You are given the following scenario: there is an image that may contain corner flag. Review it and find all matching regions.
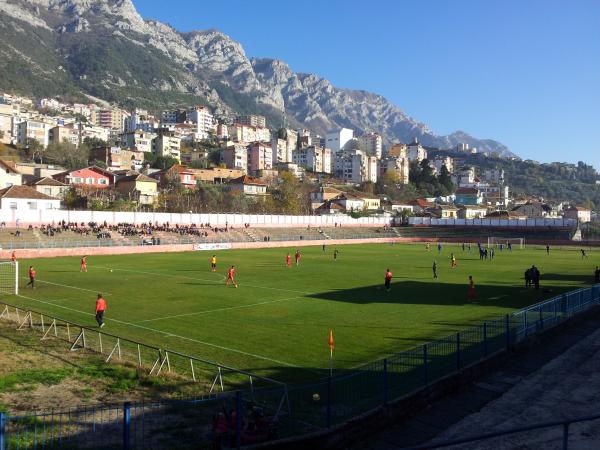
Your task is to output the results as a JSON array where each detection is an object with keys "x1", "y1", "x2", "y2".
[
  {"x1": 328, "y1": 330, "x2": 334, "y2": 350},
  {"x1": 328, "y1": 329, "x2": 334, "y2": 376}
]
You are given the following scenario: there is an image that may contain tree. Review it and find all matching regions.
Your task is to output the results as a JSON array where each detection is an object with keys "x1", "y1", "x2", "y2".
[
  {"x1": 83, "y1": 136, "x2": 107, "y2": 149},
  {"x1": 438, "y1": 165, "x2": 455, "y2": 193},
  {"x1": 44, "y1": 139, "x2": 90, "y2": 169}
]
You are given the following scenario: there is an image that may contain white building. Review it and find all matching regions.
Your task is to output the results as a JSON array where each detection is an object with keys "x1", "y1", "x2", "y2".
[
  {"x1": 326, "y1": 128, "x2": 354, "y2": 153},
  {"x1": 483, "y1": 168, "x2": 505, "y2": 184},
  {"x1": 187, "y1": 106, "x2": 216, "y2": 139},
  {"x1": 153, "y1": 134, "x2": 181, "y2": 161},
  {"x1": 334, "y1": 149, "x2": 377, "y2": 184},
  {"x1": 122, "y1": 130, "x2": 157, "y2": 154},
  {"x1": 0, "y1": 185, "x2": 60, "y2": 211},
  {"x1": 221, "y1": 144, "x2": 248, "y2": 173},
  {"x1": 379, "y1": 156, "x2": 410, "y2": 184},
  {"x1": 357, "y1": 132, "x2": 383, "y2": 158},
  {"x1": 17, "y1": 119, "x2": 55, "y2": 148},
  {"x1": 234, "y1": 115, "x2": 266, "y2": 128},
  {"x1": 292, "y1": 146, "x2": 332, "y2": 174},
  {"x1": 229, "y1": 123, "x2": 270, "y2": 143},
  {"x1": 407, "y1": 138, "x2": 427, "y2": 162},
  {"x1": 431, "y1": 156, "x2": 454, "y2": 174}
]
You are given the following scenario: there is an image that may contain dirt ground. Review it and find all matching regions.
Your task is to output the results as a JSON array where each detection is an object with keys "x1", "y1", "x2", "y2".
[{"x1": 0, "y1": 319, "x2": 213, "y2": 413}]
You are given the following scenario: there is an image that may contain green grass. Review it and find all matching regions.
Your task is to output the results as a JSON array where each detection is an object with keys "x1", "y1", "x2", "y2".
[{"x1": 5, "y1": 243, "x2": 598, "y2": 384}]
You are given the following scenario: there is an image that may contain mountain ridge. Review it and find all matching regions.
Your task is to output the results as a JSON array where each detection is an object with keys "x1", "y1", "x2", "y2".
[{"x1": 0, "y1": 0, "x2": 514, "y2": 156}]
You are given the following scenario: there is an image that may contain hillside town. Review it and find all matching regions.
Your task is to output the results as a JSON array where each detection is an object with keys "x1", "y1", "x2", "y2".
[{"x1": 0, "y1": 91, "x2": 594, "y2": 222}]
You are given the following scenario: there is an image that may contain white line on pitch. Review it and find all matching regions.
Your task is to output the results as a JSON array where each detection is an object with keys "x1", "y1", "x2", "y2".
[
  {"x1": 15, "y1": 293, "x2": 306, "y2": 370},
  {"x1": 104, "y1": 266, "x2": 310, "y2": 295},
  {"x1": 137, "y1": 295, "x2": 305, "y2": 323},
  {"x1": 20, "y1": 277, "x2": 112, "y2": 296}
]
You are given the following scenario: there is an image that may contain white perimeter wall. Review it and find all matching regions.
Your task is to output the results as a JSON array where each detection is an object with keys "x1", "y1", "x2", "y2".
[
  {"x1": 408, "y1": 217, "x2": 576, "y2": 228},
  {"x1": 0, "y1": 209, "x2": 391, "y2": 227}
]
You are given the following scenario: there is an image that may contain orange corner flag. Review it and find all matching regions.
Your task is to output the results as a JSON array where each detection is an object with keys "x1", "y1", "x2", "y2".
[{"x1": 328, "y1": 329, "x2": 334, "y2": 350}]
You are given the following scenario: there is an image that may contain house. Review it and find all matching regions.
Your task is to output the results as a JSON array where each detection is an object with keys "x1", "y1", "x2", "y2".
[
  {"x1": 430, "y1": 204, "x2": 459, "y2": 219},
  {"x1": 454, "y1": 187, "x2": 482, "y2": 205},
  {"x1": 53, "y1": 166, "x2": 116, "y2": 189},
  {"x1": 89, "y1": 146, "x2": 144, "y2": 172},
  {"x1": 0, "y1": 159, "x2": 22, "y2": 188},
  {"x1": 408, "y1": 198, "x2": 436, "y2": 213},
  {"x1": 151, "y1": 165, "x2": 196, "y2": 190},
  {"x1": 27, "y1": 177, "x2": 68, "y2": 199},
  {"x1": 314, "y1": 201, "x2": 345, "y2": 215},
  {"x1": 458, "y1": 205, "x2": 488, "y2": 219},
  {"x1": 331, "y1": 193, "x2": 365, "y2": 212},
  {"x1": 486, "y1": 210, "x2": 527, "y2": 220},
  {"x1": 348, "y1": 191, "x2": 381, "y2": 210},
  {"x1": 511, "y1": 202, "x2": 552, "y2": 218},
  {"x1": 227, "y1": 175, "x2": 267, "y2": 196},
  {"x1": 190, "y1": 168, "x2": 245, "y2": 184},
  {"x1": 0, "y1": 185, "x2": 60, "y2": 211},
  {"x1": 115, "y1": 173, "x2": 158, "y2": 206},
  {"x1": 563, "y1": 206, "x2": 592, "y2": 223}
]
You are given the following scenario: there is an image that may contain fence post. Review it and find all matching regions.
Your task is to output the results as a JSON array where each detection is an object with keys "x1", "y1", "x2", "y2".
[
  {"x1": 123, "y1": 402, "x2": 131, "y2": 450},
  {"x1": 326, "y1": 375, "x2": 333, "y2": 428},
  {"x1": 236, "y1": 391, "x2": 242, "y2": 450},
  {"x1": 0, "y1": 412, "x2": 5, "y2": 450},
  {"x1": 423, "y1": 345, "x2": 428, "y2": 386},
  {"x1": 483, "y1": 322, "x2": 488, "y2": 357},
  {"x1": 562, "y1": 422, "x2": 569, "y2": 450},
  {"x1": 383, "y1": 358, "x2": 388, "y2": 405},
  {"x1": 456, "y1": 333, "x2": 461, "y2": 370},
  {"x1": 505, "y1": 314, "x2": 510, "y2": 349}
]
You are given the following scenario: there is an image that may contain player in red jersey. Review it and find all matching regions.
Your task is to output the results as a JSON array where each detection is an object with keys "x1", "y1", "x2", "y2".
[
  {"x1": 468, "y1": 275, "x2": 476, "y2": 301},
  {"x1": 80, "y1": 256, "x2": 88, "y2": 272},
  {"x1": 27, "y1": 265, "x2": 36, "y2": 289},
  {"x1": 286, "y1": 253, "x2": 291, "y2": 268},
  {"x1": 384, "y1": 268, "x2": 393, "y2": 292},
  {"x1": 226, "y1": 265, "x2": 238, "y2": 288},
  {"x1": 11, "y1": 251, "x2": 16, "y2": 263},
  {"x1": 295, "y1": 249, "x2": 301, "y2": 266}
]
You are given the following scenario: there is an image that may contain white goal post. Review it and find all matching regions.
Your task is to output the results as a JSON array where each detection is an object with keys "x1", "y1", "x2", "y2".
[
  {"x1": 0, "y1": 261, "x2": 18, "y2": 295},
  {"x1": 487, "y1": 237, "x2": 525, "y2": 249}
]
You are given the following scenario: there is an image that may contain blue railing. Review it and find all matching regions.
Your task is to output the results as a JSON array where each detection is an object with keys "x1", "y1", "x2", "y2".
[
  {"x1": 400, "y1": 412, "x2": 600, "y2": 449},
  {"x1": 1, "y1": 285, "x2": 599, "y2": 449}
]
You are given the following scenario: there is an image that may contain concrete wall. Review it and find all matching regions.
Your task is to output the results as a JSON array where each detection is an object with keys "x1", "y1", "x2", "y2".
[
  {"x1": 0, "y1": 209, "x2": 391, "y2": 227},
  {"x1": 409, "y1": 217, "x2": 576, "y2": 228}
]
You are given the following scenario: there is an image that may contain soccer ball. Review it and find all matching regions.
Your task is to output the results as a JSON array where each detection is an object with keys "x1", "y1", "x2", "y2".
[
  {"x1": 110, "y1": 269, "x2": 113, "y2": 273},
  {"x1": 312, "y1": 393, "x2": 320, "y2": 402}
]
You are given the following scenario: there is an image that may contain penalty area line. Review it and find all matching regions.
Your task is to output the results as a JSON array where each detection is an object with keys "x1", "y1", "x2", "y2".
[
  {"x1": 104, "y1": 266, "x2": 310, "y2": 295},
  {"x1": 136, "y1": 295, "x2": 305, "y2": 323},
  {"x1": 20, "y1": 277, "x2": 112, "y2": 296},
  {"x1": 15, "y1": 293, "x2": 306, "y2": 371}
]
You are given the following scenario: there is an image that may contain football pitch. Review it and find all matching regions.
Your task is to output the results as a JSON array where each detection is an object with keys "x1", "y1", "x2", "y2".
[{"x1": 4, "y1": 243, "x2": 597, "y2": 383}]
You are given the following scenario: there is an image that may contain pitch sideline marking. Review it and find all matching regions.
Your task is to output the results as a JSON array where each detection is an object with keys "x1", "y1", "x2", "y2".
[
  {"x1": 14, "y1": 293, "x2": 305, "y2": 370},
  {"x1": 20, "y1": 277, "x2": 112, "y2": 296},
  {"x1": 103, "y1": 266, "x2": 310, "y2": 295},
  {"x1": 136, "y1": 295, "x2": 305, "y2": 323}
]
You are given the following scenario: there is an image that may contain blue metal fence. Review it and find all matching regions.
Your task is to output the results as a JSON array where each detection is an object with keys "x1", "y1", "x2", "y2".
[{"x1": 1, "y1": 285, "x2": 599, "y2": 449}]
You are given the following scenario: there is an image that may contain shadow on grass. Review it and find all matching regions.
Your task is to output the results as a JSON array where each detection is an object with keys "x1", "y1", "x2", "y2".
[{"x1": 307, "y1": 278, "x2": 592, "y2": 309}]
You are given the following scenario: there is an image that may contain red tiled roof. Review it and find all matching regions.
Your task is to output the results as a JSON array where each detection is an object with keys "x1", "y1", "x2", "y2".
[
  {"x1": 229, "y1": 175, "x2": 267, "y2": 186},
  {"x1": 0, "y1": 185, "x2": 59, "y2": 200}
]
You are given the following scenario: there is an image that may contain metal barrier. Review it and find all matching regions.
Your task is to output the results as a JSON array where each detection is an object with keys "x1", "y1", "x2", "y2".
[
  {"x1": 0, "y1": 302, "x2": 288, "y2": 400},
  {"x1": 1, "y1": 285, "x2": 599, "y2": 449},
  {"x1": 400, "y1": 412, "x2": 600, "y2": 449}
]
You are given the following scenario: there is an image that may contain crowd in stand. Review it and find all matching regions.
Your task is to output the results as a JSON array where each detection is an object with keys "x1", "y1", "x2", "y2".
[{"x1": 213, "y1": 403, "x2": 277, "y2": 448}]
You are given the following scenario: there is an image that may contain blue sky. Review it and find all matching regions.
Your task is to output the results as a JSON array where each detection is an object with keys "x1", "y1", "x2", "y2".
[{"x1": 136, "y1": 0, "x2": 600, "y2": 169}]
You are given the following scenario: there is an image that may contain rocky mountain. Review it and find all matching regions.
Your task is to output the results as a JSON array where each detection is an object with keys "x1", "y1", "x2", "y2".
[{"x1": 0, "y1": 0, "x2": 514, "y2": 156}]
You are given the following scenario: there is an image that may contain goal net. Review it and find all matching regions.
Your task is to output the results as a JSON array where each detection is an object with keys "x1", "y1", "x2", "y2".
[
  {"x1": 487, "y1": 237, "x2": 524, "y2": 249},
  {"x1": 0, "y1": 261, "x2": 18, "y2": 295}
]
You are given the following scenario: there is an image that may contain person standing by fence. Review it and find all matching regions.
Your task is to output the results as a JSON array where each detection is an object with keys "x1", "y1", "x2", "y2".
[
  {"x1": 595, "y1": 266, "x2": 600, "y2": 284},
  {"x1": 95, "y1": 293, "x2": 106, "y2": 328}
]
